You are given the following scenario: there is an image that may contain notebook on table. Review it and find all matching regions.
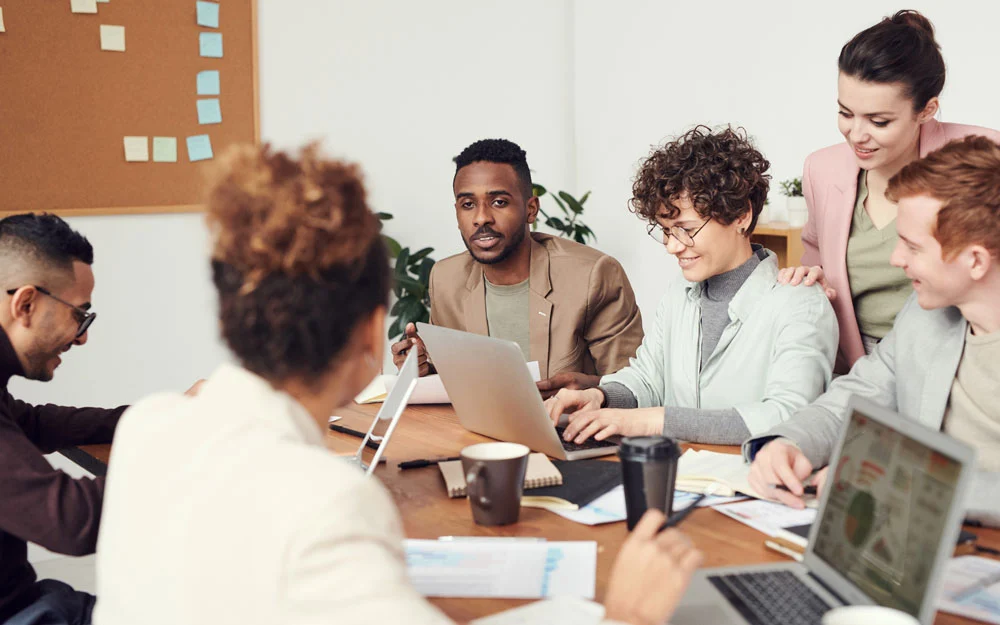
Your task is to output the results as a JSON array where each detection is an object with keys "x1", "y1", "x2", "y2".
[
  {"x1": 521, "y1": 459, "x2": 623, "y2": 511},
  {"x1": 676, "y1": 448, "x2": 819, "y2": 507},
  {"x1": 439, "y1": 453, "x2": 562, "y2": 498}
]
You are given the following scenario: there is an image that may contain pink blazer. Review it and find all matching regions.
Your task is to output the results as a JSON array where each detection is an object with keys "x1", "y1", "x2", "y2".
[{"x1": 801, "y1": 119, "x2": 1000, "y2": 373}]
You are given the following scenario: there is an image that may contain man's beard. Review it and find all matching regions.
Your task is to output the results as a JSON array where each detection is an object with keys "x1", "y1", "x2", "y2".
[{"x1": 463, "y1": 225, "x2": 526, "y2": 266}]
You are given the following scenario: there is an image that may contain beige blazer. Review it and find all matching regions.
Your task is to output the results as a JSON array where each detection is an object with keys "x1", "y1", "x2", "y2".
[
  {"x1": 93, "y1": 364, "x2": 452, "y2": 625},
  {"x1": 428, "y1": 233, "x2": 643, "y2": 378},
  {"x1": 800, "y1": 119, "x2": 1000, "y2": 372}
]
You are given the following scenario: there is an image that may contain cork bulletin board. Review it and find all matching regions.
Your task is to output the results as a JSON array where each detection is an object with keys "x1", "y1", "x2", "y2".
[{"x1": 0, "y1": 0, "x2": 259, "y2": 216}]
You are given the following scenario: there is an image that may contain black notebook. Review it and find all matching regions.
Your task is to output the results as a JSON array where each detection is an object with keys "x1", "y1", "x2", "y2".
[{"x1": 521, "y1": 459, "x2": 622, "y2": 510}]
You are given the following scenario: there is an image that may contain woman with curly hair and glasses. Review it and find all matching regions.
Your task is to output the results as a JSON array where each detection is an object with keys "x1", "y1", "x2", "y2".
[
  {"x1": 545, "y1": 126, "x2": 839, "y2": 445},
  {"x1": 91, "y1": 143, "x2": 704, "y2": 625}
]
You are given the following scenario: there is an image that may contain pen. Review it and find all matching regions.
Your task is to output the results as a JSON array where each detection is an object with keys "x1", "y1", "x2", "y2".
[
  {"x1": 398, "y1": 456, "x2": 461, "y2": 470},
  {"x1": 658, "y1": 494, "x2": 706, "y2": 532},
  {"x1": 772, "y1": 484, "x2": 818, "y2": 496},
  {"x1": 329, "y1": 423, "x2": 380, "y2": 451}
]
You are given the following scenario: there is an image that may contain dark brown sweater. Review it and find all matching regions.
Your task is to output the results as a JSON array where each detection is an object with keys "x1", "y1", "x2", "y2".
[{"x1": 0, "y1": 328, "x2": 124, "y2": 621}]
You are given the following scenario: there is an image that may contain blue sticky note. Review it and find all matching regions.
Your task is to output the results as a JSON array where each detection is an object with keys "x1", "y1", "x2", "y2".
[
  {"x1": 199, "y1": 32, "x2": 223, "y2": 58},
  {"x1": 186, "y1": 135, "x2": 213, "y2": 162},
  {"x1": 197, "y1": 99, "x2": 222, "y2": 125},
  {"x1": 196, "y1": 1, "x2": 219, "y2": 28},
  {"x1": 197, "y1": 70, "x2": 220, "y2": 95}
]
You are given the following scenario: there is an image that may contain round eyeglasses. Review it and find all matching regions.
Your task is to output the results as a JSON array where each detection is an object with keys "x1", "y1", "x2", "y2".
[{"x1": 646, "y1": 218, "x2": 711, "y2": 247}]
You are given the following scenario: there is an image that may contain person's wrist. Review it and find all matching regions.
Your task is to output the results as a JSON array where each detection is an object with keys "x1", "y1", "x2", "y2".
[{"x1": 594, "y1": 387, "x2": 608, "y2": 408}]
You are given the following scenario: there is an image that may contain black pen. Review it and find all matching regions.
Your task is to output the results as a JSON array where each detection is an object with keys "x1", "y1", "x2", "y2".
[
  {"x1": 398, "y1": 456, "x2": 461, "y2": 470},
  {"x1": 773, "y1": 484, "x2": 818, "y2": 496},
  {"x1": 329, "y1": 423, "x2": 380, "y2": 451},
  {"x1": 658, "y1": 494, "x2": 706, "y2": 532}
]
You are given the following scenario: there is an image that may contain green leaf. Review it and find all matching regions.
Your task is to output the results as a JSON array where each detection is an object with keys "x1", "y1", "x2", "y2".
[
  {"x1": 550, "y1": 194, "x2": 569, "y2": 216},
  {"x1": 395, "y1": 248, "x2": 410, "y2": 277},
  {"x1": 578, "y1": 191, "x2": 591, "y2": 205},
  {"x1": 559, "y1": 191, "x2": 585, "y2": 215},
  {"x1": 546, "y1": 217, "x2": 566, "y2": 231},
  {"x1": 408, "y1": 247, "x2": 434, "y2": 265},
  {"x1": 417, "y1": 257, "x2": 435, "y2": 286},
  {"x1": 394, "y1": 297, "x2": 426, "y2": 331},
  {"x1": 376, "y1": 212, "x2": 394, "y2": 221},
  {"x1": 387, "y1": 317, "x2": 403, "y2": 340},
  {"x1": 382, "y1": 234, "x2": 402, "y2": 258},
  {"x1": 390, "y1": 294, "x2": 419, "y2": 316},
  {"x1": 394, "y1": 274, "x2": 425, "y2": 298},
  {"x1": 532, "y1": 183, "x2": 547, "y2": 197}
]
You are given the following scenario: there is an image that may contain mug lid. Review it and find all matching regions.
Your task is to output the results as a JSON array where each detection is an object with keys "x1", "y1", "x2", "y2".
[{"x1": 619, "y1": 436, "x2": 680, "y2": 460}]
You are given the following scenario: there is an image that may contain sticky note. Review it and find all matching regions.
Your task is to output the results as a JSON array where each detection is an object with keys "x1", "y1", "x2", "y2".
[
  {"x1": 199, "y1": 32, "x2": 223, "y2": 58},
  {"x1": 196, "y1": 1, "x2": 219, "y2": 28},
  {"x1": 123, "y1": 136, "x2": 149, "y2": 162},
  {"x1": 0, "y1": 8, "x2": 6, "y2": 33},
  {"x1": 196, "y1": 70, "x2": 220, "y2": 95},
  {"x1": 196, "y1": 99, "x2": 222, "y2": 125},
  {"x1": 186, "y1": 135, "x2": 213, "y2": 162},
  {"x1": 71, "y1": 0, "x2": 98, "y2": 14},
  {"x1": 152, "y1": 137, "x2": 178, "y2": 163},
  {"x1": 100, "y1": 24, "x2": 125, "y2": 51}
]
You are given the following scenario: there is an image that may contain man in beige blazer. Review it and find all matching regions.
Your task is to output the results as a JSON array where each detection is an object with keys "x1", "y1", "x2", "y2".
[{"x1": 392, "y1": 139, "x2": 643, "y2": 395}]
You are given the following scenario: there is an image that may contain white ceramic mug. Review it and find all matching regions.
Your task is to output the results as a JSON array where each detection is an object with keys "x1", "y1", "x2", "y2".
[{"x1": 822, "y1": 605, "x2": 920, "y2": 625}]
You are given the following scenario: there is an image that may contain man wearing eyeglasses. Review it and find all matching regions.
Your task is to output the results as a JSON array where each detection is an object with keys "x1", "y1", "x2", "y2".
[
  {"x1": 0, "y1": 213, "x2": 122, "y2": 625},
  {"x1": 390, "y1": 138, "x2": 644, "y2": 397},
  {"x1": 544, "y1": 126, "x2": 839, "y2": 446}
]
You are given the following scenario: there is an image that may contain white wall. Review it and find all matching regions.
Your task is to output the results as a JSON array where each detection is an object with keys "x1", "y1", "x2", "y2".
[
  {"x1": 573, "y1": 0, "x2": 1000, "y2": 323},
  {"x1": 12, "y1": 0, "x2": 1000, "y2": 406}
]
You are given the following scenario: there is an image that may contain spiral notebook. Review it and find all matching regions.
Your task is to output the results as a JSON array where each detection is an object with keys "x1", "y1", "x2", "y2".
[{"x1": 440, "y1": 453, "x2": 562, "y2": 498}]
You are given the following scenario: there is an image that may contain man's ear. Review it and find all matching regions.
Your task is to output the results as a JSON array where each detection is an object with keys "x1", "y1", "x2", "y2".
[
  {"x1": 8, "y1": 287, "x2": 38, "y2": 328},
  {"x1": 526, "y1": 195, "x2": 540, "y2": 226},
  {"x1": 967, "y1": 244, "x2": 993, "y2": 281}
]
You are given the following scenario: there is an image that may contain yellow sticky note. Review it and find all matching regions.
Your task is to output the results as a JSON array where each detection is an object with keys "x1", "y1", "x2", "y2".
[
  {"x1": 123, "y1": 136, "x2": 149, "y2": 162},
  {"x1": 100, "y1": 24, "x2": 125, "y2": 51},
  {"x1": 0, "y1": 8, "x2": 6, "y2": 33},
  {"x1": 71, "y1": 0, "x2": 98, "y2": 13}
]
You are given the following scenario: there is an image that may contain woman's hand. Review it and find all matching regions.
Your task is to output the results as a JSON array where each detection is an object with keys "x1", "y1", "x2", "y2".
[
  {"x1": 777, "y1": 265, "x2": 836, "y2": 301},
  {"x1": 543, "y1": 388, "x2": 605, "y2": 425},
  {"x1": 560, "y1": 407, "x2": 663, "y2": 444}
]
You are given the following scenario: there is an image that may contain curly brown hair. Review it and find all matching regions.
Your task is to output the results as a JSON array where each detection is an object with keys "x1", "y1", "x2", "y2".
[
  {"x1": 630, "y1": 125, "x2": 771, "y2": 235},
  {"x1": 205, "y1": 142, "x2": 390, "y2": 384}
]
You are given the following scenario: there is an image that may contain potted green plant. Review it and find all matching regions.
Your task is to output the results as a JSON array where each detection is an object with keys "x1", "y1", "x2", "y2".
[
  {"x1": 531, "y1": 184, "x2": 596, "y2": 244},
  {"x1": 377, "y1": 212, "x2": 435, "y2": 340},
  {"x1": 780, "y1": 178, "x2": 807, "y2": 227}
]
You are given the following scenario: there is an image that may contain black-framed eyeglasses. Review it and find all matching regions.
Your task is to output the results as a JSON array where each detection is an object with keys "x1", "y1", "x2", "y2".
[
  {"x1": 5, "y1": 286, "x2": 96, "y2": 339},
  {"x1": 646, "y1": 218, "x2": 711, "y2": 247}
]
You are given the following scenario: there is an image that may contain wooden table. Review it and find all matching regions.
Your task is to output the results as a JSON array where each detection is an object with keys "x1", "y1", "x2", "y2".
[{"x1": 81, "y1": 403, "x2": 997, "y2": 624}]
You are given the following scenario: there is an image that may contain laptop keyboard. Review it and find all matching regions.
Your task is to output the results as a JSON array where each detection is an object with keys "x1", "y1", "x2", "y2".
[
  {"x1": 554, "y1": 425, "x2": 619, "y2": 452},
  {"x1": 708, "y1": 570, "x2": 832, "y2": 625}
]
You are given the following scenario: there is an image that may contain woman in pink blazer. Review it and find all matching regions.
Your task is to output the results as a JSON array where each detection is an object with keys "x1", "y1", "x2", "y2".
[{"x1": 781, "y1": 10, "x2": 1000, "y2": 373}]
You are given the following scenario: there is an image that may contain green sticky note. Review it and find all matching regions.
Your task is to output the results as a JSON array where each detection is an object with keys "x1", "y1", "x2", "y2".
[
  {"x1": 152, "y1": 137, "x2": 177, "y2": 163},
  {"x1": 196, "y1": 1, "x2": 219, "y2": 28},
  {"x1": 197, "y1": 70, "x2": 220, "y2": 95},
  {"x1": 186, "y1": 135, "x2": 213, "y2": 162},
  {"x1": 197, "y1": 99, "x2": 222, "y2": 125},
  {"x1": 199, "y1": 32, "x2": 223, "y2": 58}
]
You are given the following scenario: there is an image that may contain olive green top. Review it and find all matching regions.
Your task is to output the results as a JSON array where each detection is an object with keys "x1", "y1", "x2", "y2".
[
  {"x1": 484, "y1": 277, "x2": 531, "y2": 361},
  {"x1": 846, "y1": 170, "x2": 913, "y2": 339}
]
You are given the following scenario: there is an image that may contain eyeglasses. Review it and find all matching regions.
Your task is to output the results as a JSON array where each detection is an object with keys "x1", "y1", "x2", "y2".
[
  {"x1": 5, "y1": 286, "x2": 96, "y2": 339},
  {"x1": 646, "y1": 218, "x2": 711, "y2": 247}
]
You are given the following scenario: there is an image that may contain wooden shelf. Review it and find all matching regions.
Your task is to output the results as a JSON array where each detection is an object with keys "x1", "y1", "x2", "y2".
[{"x1": 751, "y1": 221, "x2": 804, "y2": 268}]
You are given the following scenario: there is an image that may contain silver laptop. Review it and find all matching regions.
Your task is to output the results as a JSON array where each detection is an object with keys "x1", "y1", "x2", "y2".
[
  {"x1": 352, "y1": 348, "x2": 419, "y2": 475},
  {"x1": 417, "y1": 323, "x2": 617, "y2": 461},
  {"x1": 673, "y1": 395, "x2": 976, "y2": 625}
]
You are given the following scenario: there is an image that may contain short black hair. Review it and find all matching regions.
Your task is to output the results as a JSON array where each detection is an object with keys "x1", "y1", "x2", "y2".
[
  {"x1": 0, "y1": 213, "x2": 94, "y2": 266},
  {"x1": 453, "y1": 139, "x2": 533, "y2": 199},
  {"x1": 838, "y1": 10, "x2": 945, "y2": 112}
]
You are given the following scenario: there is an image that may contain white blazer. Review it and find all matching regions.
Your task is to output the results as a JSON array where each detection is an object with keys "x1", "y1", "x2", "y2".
[{"x1": 92, "y1": 364, "x2": 452, "y2": 625}]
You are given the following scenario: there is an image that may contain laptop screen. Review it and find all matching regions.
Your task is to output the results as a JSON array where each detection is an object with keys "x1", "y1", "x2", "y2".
[{"x1": 811, "y1": 409, "x2": 963, "y2": 617}]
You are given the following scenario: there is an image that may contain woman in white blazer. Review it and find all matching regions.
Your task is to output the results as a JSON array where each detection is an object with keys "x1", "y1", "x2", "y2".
[{"x1": 92, "y1": 143, "x2": 701, "y2": 625}]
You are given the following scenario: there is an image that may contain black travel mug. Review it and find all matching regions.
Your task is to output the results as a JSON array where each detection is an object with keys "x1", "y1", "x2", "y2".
[{"x1": 619, "y1": 436, "x2": 682, "y2": 530}]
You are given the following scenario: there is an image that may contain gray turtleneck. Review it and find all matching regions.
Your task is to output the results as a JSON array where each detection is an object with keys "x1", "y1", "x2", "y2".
[{"x1": 601, "y1": 247, "x2": 766, "y2": 444}]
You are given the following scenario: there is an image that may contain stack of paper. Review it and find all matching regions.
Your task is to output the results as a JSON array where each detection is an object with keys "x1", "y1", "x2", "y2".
[
  {"x1": 938, "y1": 556, "x2": 1000, "y2": 624},
  {"x1": 551, "y1": 485, "x2": 745, "y2": 526},
  {"x1": 713, "y1": 499, "x2": 817, "y2": 537},
  {"x1": 405, "y1": 539, "x2": 596, "y2": 599}
]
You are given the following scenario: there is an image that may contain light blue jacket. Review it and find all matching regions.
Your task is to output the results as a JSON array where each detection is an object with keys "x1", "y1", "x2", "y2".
[{"x1": 601, "y1": 251, "x2": 838, "y2": 436}]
